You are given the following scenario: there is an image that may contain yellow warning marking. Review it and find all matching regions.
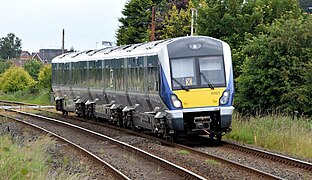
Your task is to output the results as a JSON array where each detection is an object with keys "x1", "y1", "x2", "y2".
[{"x1": 186, "y1": 78, "x2": 192, "y2": 86}]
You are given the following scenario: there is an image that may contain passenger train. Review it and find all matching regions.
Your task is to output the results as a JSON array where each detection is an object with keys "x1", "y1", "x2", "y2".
[{"x1": 52, "y1": 36, "x2": 234, "y2": 140}]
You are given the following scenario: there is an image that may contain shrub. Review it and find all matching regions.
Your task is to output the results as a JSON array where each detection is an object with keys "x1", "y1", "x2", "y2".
[
  {"x1": 236, "y1": 15, "x2": 312, "y2": 116},
  {"x1": 38, "y1": 64, "x2": 51, "y2": 90},
  {"x1": 0, "y1": 66, "x2": 35, "y2": 93},
  {"x1": 23, "y1": 59, "x2": 43, "y2": 81}
]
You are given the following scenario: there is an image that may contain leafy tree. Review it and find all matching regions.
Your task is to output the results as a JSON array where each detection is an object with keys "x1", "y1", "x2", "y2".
[
  {"x1": 23, "y1": 59, "x2": 43, "y2": 81},
  {"x1": 116, "y1": 0, "x2": 154, "y2": 45},
  {"x1": 0, "y1": 33, "x2": 22, "y2": 59},
  {"x1": 160, "y1": 4, "x2": 192, "y2": 39},
  {"x1": 236, "y1": 15, "x2": 312, "y2": 116},
  {"x1": 38, "y1": 64, "x2": 52, "y2": 90},
  {"x1": 0, "y1": 66, "x2": 34, "y2": 93},
  {"x1": 117, "y1": 0, "x2": 191, "y2": 44},
  {"x1": 0, "y1": 58, "x2": 12, "y2": 74},
  {"x1": 196, "y1": 0, "x2": 302, "y2": 77}
]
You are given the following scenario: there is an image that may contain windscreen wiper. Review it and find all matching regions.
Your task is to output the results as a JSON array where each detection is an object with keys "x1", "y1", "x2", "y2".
[
  {"x1": 200, "y1": 72, "x2": 215, "y2": 90},
  {"x1": 172, "y1": 78, "x2": 189, "y2": 91}
]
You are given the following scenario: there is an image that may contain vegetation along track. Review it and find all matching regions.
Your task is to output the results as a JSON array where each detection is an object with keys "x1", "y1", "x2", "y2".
[
  {"x1": 0, "y1": 111, "x2": 129, "y2": 180},
  {"x1": 34, "y1": 109, "x2": 285, "y2": 179},
  {"x1": 3, "y1": 108, "x2": 206, "y2": 180},
  {"x1": 0, "y1": 100, "x2": 53, "y2": 109},
  {"x1": 222, "y1": 140, "x2": 312, "y2": 171}
]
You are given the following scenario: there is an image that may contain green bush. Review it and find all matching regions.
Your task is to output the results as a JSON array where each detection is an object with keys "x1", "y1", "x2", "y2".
[
  {"x1": 236, "y1": 15, "x2": 312, "y2": 116},
  {"x1": 38, "y1": 64, "x2": 52, "y2": 90},
  {"x1": 0, "y1": 58, "x2": 12, "y2": 74},
  {"x1": 0, "y1": 66, "x2": 35, "y2": 93},
  {"x1": 23, "y1": 59, "x2": 43, "y2": 81}
]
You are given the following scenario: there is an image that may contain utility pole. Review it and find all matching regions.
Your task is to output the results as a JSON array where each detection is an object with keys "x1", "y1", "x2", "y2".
[
  {"x1": 191, "y1": 8, "x2": 198, "y2": 36},
  {"x1": 62, "y1": 29, "x2": 65, "y2": 54},
  {"x1": 150, "y1": 6, "x2": 155, "y2": 41}
]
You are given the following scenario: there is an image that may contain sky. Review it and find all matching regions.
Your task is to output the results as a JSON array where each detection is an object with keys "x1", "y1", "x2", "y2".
[{"x1": 0, "y1": 0, "x2": 128, "y2": 52}]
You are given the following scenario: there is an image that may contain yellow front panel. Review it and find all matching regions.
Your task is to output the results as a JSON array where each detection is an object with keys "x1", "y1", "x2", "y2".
[{"x1": 173, "y1": 88, "x2": 226, "y2": 108}]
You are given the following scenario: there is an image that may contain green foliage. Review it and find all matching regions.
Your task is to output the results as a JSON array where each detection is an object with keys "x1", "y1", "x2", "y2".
[
  {"x1": 197, "y1": 0, "x2": 302, "y2": 77},
  {"x1": 0, "y1": 58, "x2": 12, "y2": 74},
  {"x1": 225, "y1": 114, "x2": 312, "y2": 159},
  {"x1": 0, "y1": 135, "x2": 51, "y2": 179},
  {"x1": 0, "y1": 66, "x2": 35, "y2": 93},
  {"x1": 38, "y1": 64, "x2": 52, "y2": 89},
  {"x1": 116, "y1": 0, "x2": 192, "y2": 44},
  {"x1": 160, "y1": 4, "x2": 192, "y2": 39},
  {"x1": 116, "y1": 0, "x2": 154, "y2": 45},
  {"x1": 236, "y1": 15, "x2": 312, "y2": 115},
  {"x1": 0, "y1": 88, "x2": 52, "y2": 105},
  {"x1": 23, "y1": 59, "x2": 43, "y2": 81},
  {"x1": 0, "y1": 33, "x2": 22, "y2": 59}
]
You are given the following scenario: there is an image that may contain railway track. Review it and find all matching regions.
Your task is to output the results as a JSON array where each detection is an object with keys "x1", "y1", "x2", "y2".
[
  {"x1": 222, "y1": 140, "x2": 312, "y2": 171},
  {"x1": 32, "y1": 109, "x2": 284, "y2": 179},
  {"x1": 0, "y1": 113, "x2": 129, "y2": 180},
  {"x1": 0, "y1": 100, "x2": 53, "y2": 109},
  {"x1": 2, "y1": 101, "x2": 311, "y2": 179},
  {"x1": 3, "y1": 108, "x2": 206, "y2": 180},
  {"x1": 41, "y1": 109, "x2": 312, "y2": 179}
]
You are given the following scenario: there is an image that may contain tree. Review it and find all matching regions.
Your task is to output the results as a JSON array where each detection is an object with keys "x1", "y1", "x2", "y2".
[
  {"x1": 116, "y1": 0, "x2": 191, "y2": 44},
  {"x1": 0, "y1": 58, "x2": 12, "y2": 74},
  {"x1": 196, "y1": 0, "x2": 302, "y2": 77},
  {"x1": 236, "y1": 15, "x2": 312, "y2": 116},
  {"x1": 23, "y1": 59, "x2": 43, "y2": 81},
  {"x1": 38, "y1": 64, "x2": 52, "y2": 90},
  {"x1": 0, "y1": 66, "x2": 34, "y2": 93},
  {"x1": 159, "y1": 3, "x2": 192, "y2": 39},
  {"x1": 116, "y1": 0, "x2": 154, "y2": 45},
  {"x1": 0, "y1": 33, "x2": 22, "y2": 59}
]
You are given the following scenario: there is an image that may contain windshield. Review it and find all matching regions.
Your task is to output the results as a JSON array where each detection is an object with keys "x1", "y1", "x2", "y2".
[
  {"x1": 171, "y1": 58, "x2": 197, "y2": 89},
  {"x1": 199, "y1": 56, "x2": 225, "y2": 87},
  {"x1": 171, "y1": 56, "x2": 226, "y2": 90}
]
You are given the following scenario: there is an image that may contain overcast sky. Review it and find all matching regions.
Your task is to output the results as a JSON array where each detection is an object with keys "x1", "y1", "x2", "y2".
[{"x1": 0, "y1": 0, "x2": 128, "y2": 52}]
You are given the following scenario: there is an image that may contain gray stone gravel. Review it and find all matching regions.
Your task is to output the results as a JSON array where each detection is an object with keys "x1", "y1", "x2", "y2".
[{"x1": 37, "y1": 111, "x2": 265, "y2": 179}]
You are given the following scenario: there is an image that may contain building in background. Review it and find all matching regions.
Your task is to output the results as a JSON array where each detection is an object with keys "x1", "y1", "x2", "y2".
[{"x1": 39, "y1": 49, "x2": 67, "y2": 63}]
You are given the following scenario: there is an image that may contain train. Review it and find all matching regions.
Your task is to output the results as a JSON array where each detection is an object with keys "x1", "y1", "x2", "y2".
[{"x1": 51, "y1": 36, "x2": 234, "y2": 141}]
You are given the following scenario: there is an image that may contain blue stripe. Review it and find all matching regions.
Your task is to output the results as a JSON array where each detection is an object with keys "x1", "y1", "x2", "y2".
[{"x1": 159, "y1": 67, "x2": 179, "y2": 110}]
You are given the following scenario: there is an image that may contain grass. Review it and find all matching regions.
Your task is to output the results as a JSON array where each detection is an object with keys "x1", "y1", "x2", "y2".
[
  {"x1": 0, "y1": 88, "x2": 52, "y2": 105},
  {"x1": 0, "y1": 135, "x2": 51, "y2": 179},
  {"x1": 204, "y1": 159, "x2": 221, "y2": 166},
  {"x1": 177, "y1": 149, "x2": 191, "y2": 155},
  {"x1": 225, "y1": 113, "x2": 312, "y2": 159},
  {"x1": 0, "y1": 133, "x2": 90, "y2": 179}
]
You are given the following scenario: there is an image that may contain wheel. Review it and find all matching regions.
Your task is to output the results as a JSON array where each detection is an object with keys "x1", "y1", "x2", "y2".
[{"x1": 216, "y1": 134, "x2": 222, "y2": 142}]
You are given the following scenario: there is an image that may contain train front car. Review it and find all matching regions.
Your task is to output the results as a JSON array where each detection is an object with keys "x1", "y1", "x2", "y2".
[{"x1": 159, "y1": 36, "x2": 234, "y2": 140}]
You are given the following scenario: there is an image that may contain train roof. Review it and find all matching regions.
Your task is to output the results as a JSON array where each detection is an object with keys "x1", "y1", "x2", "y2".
[{"x1": 51, "y1": 36, "x2": 225, "y2": 64}]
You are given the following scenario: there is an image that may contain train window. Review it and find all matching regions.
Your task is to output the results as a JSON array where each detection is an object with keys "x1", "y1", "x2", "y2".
[
  {"x1": 114, "y1": 59, "x2": 124, "y2": 91},
  {"x1": 72, "y1": 62, "x2": 78, "y2": 86},
  {"x1": 104, "y1": 60, "x2": 112, "y2": 89},
  {"x1": 89, "y1": 61, "x2": 96, "y2": 87},
  {"x1": 52, "y1": 63, "x2": 57, "y2": 85},
  {"x1": 171, "y1": 58, "x2": 197, "y2": 89},
  {"x1": 79, "y1": 61, "x2": 87, "y2": 86},
  {"x1": 147, "y1": 56, "x2": 158, "y2": 93},
  {"x1": 199, "y1": 56, "x2": 225, "y2": 87}
]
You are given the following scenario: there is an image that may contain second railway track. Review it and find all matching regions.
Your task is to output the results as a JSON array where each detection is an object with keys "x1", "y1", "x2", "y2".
[
  {"x1": 22, "y1": 108, "x2": 288, "y2": 179},
  {"x1": 3, "y1": 108, "x2": 206, "y2": 180},
  {"x1": 37, "y1": 108, "x2": 312, "y2": 180}
]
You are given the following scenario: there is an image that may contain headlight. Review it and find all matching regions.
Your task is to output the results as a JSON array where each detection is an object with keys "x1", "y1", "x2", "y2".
[
  {"x1": 171, "y1": 94, "x2": 182, "y2": 108},
  {"x1": 219, "y1": 90, "x2": 230, "y2": 105}
]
